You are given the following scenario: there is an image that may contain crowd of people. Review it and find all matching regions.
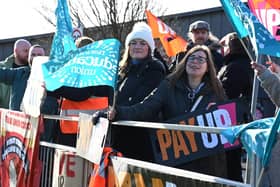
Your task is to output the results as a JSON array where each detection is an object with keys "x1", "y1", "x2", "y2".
[{"x1": 0, "y1": 19, "x2": 279, "y2": 182}]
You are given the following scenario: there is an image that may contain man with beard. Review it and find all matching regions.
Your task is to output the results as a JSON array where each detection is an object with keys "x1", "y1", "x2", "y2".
[
  {"x1": 171, "y1": 20, "x2": 223, "y2": 73},
  {"x1": 0, "y1": 39, "x2": 31, "y2": 108}
]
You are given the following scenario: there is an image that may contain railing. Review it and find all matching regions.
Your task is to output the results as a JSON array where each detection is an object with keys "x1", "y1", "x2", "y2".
[{"x1": 38, "y1": 118, "x2": 261, "y2": 187}]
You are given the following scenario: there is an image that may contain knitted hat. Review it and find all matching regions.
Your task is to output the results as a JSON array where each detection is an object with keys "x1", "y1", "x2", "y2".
[
  {"x1": 125, "y1": 22, "x2": 155, "y2": 52},
  {"x1": 189, "y1": 20, "x2": 210, "y2": 32}
]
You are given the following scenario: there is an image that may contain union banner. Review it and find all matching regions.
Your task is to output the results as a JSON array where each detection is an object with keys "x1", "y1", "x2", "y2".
[
  {"x1": 0, "y1": 109, "x2": 41, "y2": 187},
  {"x1": 149, "y1": 99, "x2": 251, "y2": 166}
]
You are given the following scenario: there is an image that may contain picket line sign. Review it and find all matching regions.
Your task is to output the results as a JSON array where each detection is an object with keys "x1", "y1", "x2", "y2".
[{"x1": 111, "y1": 156, "x2": 251, "y2": 187}]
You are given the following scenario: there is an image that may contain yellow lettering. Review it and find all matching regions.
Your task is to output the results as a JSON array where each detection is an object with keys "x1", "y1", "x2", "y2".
[
  {"x1": 134, "y1": 173, "x2": 146, "y2": 187},
  {"x1": 118, "y1": 172, "x2": 131, "y2": 187},
  {"x1": 152, "y1": 178, "x2": 163, "y2": 187}
]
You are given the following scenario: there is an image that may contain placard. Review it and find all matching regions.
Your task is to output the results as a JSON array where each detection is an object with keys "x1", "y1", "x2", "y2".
[{"x1": 149, "y1": 99, "x2": 251, "y2": 166}]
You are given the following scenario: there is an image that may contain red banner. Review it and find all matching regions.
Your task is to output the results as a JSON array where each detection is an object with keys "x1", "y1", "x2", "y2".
[
  {"x1": 248, "y1": 0, "x2": 280, "y2": 40},
  {"x1": 145, "y1": 10, "x2": 187, "y2": 57},
  {"x1": 0, "y1": 109, "x2": 41, "y2": 187}
]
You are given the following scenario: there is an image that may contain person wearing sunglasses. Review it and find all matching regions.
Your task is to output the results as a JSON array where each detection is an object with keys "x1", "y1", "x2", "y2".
[{"x1": 110, "y1": 45, "x2": 227, "y2": 177}]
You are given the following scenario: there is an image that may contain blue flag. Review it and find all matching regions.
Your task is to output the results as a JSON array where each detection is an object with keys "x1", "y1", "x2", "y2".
[
  {"x1": 220, "y1": 0, "x2": 280, "y2": 57},
  {"x1": 42, "y1": 0, "x2": 121, "y2": 91}
]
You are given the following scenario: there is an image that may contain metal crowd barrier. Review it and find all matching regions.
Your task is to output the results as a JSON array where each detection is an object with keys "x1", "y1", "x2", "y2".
[
  {"x1": 39, "y1": 117, "x2": 259, "y2": 186},
  {"x1": 112, "y1": 156, "x2": 251, "y2": 187},
  {"x1": 39, "y1": 141, "x2": 76, "y2": 187}
]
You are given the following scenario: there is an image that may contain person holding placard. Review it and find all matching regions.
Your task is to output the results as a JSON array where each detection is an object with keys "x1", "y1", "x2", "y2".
[{"x1": 110, "y1": 45, "x2": 227, "y2": 177}]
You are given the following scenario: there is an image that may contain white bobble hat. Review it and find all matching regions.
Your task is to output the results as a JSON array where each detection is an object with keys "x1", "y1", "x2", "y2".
[{"x1": 125, "y1": 22, "x2": 155, "y2": 53}]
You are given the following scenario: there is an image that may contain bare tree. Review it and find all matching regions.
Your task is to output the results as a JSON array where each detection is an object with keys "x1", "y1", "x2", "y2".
[{"x1": 36, "y1": 0, "x2": 166, "y2": 43}]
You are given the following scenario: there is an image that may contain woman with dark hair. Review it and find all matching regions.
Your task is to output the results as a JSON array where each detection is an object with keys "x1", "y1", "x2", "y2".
[
  {"x1": 111, "y1": 22, "x2": 166, "y2": 162},
  {"x1": 116, "y1": 22, "x2": 166, "y2": 106},
  {"x1": 110, "y1": 45, "x2": 227, "y2": 177},
  {"x1": 218, "y1": 32, "x2": 253, "y2": 182}
]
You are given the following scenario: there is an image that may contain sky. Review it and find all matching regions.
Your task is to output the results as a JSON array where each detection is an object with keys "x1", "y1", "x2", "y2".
[{"x1": 0, "y1": 0, "x2": 226, "y2": 40}]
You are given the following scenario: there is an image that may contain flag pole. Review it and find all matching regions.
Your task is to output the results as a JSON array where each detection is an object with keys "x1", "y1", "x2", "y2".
[
  {"x1": 250, "y1": 56, "x2": 260, "y2": 120},
  {"x1": 239, "y1": 37, "x2": 254, "y2": 62},
  {"x1": 238, "y1": 37, "x2": 259, "y2": 119},
  {"x1": 238, "y1": 37, "x2": 261, "y2": 184}
]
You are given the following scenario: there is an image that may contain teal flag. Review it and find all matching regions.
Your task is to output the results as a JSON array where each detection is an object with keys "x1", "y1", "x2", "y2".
[
  {"x1": 42, "y1": 0, "x2": 120, "y2": 91},
  {"x1": 49, "y1": 0, "x2": 76, "y2": 61},
  {"x1": 221, "y1": 113, "x2": 280, "y2": 167},
  {"x1": 220, "y1": 0, "x2": 280, "y2": 57},
  {"x1": 263, "y1": 111, "x2": 280, "y2": 166},
  {"x1": 220, "y1": 0, "x2": 248, "y2": 38},
  {"x1": 221, "y1": 118, "x2": 273, "y2": 159},
  {"x1": 43, "y1": 39, "x2": 120, "y2": 91}
]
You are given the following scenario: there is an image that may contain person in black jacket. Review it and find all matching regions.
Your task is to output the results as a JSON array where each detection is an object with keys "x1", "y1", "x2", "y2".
[
  {"x1": 218, "y1": 32, "x2": 253, "y2": 182},
  {"x1": 111, "y1": 22, "x2": 166, "y2": 161},
  {"x1": 116, "y1": 22, "x2": 166, "y2": 106},
  {"x1": 171, "y1": 20, "x2": 223, "y2": 73},
  {"x1": 110, "y1": 45, "x2": 227, "y2": 178}
]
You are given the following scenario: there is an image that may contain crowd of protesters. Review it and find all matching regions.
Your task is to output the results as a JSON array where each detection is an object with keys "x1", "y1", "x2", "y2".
[{"x1": 1, "y1": 18, "x2": 279, "y2": 182}]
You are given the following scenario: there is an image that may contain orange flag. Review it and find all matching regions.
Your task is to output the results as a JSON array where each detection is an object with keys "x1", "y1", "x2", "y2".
[{"x1": 145, "y1": 10, "x2": 187, "y2": 57}]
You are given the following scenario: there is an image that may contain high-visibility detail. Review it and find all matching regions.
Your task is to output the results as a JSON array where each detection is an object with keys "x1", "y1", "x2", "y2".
[{"x1": 60, "y1": 97, "x2": 108, "y2": 134}]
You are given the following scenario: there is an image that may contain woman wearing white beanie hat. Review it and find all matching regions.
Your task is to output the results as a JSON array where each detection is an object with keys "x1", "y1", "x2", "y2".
[
  {"x1": 125, "y1": 22, "x2": 155, "y2": 53},
  {"x1": 111, "y1": 21, "x2": 166, "y2": 162}
]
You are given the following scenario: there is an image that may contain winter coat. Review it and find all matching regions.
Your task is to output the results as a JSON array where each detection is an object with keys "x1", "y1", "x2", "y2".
[
  {"x1": 0, "y1": 66, "x2": 30, "y2": 110},
  {"x1": 0, "y1": 66, "x2": 58, "y2": 112},
  {"x1": 218, "y1": 54, "x2": 253, "y2": 100},
  {"x1": 0, "y1": 66, "x2": 58, "y2": 141},
  {"x1": 258, "y1": 69, "x2": 280, "y2": 110},
  {"x1": 114, "y1": 78, "x2": 227, "y2": 178},
  {"x1": 217, "y1": 53, "x2": 253, "y2": 182},
  {"x1": 111, "y1": 56, "x2": 166, "y2": 162},
  {"x1": 116, "y1": 56, "x2": 166, "y2": 106},
  {"x1": 0, "y1": 55, "x2": 14, "y2": 108}
]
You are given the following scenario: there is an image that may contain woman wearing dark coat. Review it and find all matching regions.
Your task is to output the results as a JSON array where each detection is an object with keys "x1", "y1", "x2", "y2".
[
  {"x1": 110, "y1": 45, "x2": 227, "y2": 178},
  {"x1": 116, "y1": 51, "x2": 166, "y2": 106},
  {"x1": 218, "y1": 32, "x2": 253, "y2": 182},
  {"x1": 111, "y1": 22, "x2": 166, "y2": 161}
]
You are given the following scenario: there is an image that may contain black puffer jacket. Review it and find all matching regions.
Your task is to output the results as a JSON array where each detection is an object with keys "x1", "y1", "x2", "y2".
[
  {"x1": 116, "y1": 78, "x2": 220, "y2": 121},
  {"x1": 116, "y1": 56, "x2": 166, "y2": 106},
  {"x1": 114, "y1": 78, "x2": 227, "y2": 178}
]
